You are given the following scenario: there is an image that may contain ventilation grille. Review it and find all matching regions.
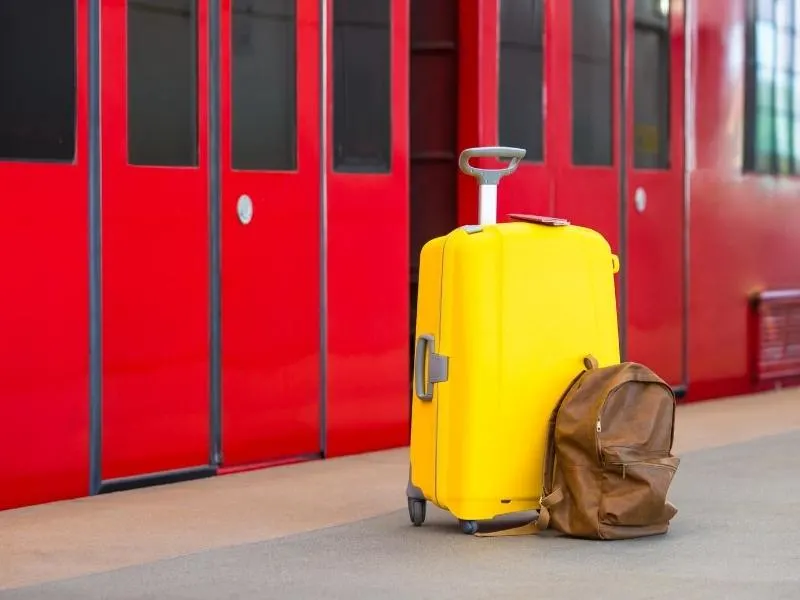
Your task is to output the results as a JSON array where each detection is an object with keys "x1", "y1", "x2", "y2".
[{"x1": 751, "y1": 290, "x2": 800, "y2": 382}]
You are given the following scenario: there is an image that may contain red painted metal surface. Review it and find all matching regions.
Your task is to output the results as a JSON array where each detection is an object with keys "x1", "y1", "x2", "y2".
[
  {"x1": 7, "y1": 0, "x2": 800, "y2": 514},
  {"x1": 548, "y1": 0, "x2": 621, "y2": 252},
  {"x1": 460, "y1": 0, "x2": 800, "y2": 401},
  {"x1": 464, "y1": 0, "x2": 552, "y2": 224},
  {"x1": 624, "y1": 1, "x2": 685, "y2": 387},
  {"x1": 325, "y1": 0, "x2": 410, "y2": 457},
  {"x1": 1, "y1": 0, "x2": 90, "y2": 511},
  {"x1": 457, "y1": 0, "x2": 620, "y2": 256},
  {"x1": 497, "y1": 0, "x2": 552, "y2": 222},
  {"x1": 219, "y1": 0, "x2": 321, "y2": 466},
  {"x1": 686, "y1": 0, "x2": 800, "y2": 400},
  {"x1": 100, "y1": 0, "x2": 210, "y2": 480}
]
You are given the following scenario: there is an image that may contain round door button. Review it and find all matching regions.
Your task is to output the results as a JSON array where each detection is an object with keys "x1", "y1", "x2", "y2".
[
  {"x1": 237, "y1": 194, "x2": 253, "y2": 225},
  {"x1": 634, "y1": 187, "x2": 647, "y2": 213}
]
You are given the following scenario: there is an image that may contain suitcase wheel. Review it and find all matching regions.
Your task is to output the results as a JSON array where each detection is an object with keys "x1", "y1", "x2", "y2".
[
  {"x1": 459, "y1": 520, "x2": 479, "y2": 535},
  {"x1": 408, "y1": 498, "x2": 426, "y2": 527}
]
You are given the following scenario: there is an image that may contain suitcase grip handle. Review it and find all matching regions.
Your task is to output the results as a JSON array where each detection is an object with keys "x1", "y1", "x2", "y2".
[
  {"x1": 458, "y1": 146, "x2": 526, "y2": 185},
  {"x1": 414, "y1": 334, "x2": 435, "y2": 401},
  {"x1": 414, "y1": 334, "x2": 449, "y2": 401}
]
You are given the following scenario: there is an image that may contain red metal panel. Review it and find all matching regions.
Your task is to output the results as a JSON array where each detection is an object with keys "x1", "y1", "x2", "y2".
[
  {"x1": 496, "y1": 0, "x2": 553, "y2": 222},
  {"x1": 468, "y1": 0, "x2": 685, "y2": 388},
  {"x1": 0, "y1": 0, "x2": 90, "y2": 510},
  {"x1": 624, "y1": 0, "x2": 686, "y2": 386},
  {"x1": 100, "y1": 0, "x2": 210, "y2": 479},
  {"x1": 550, "y1": 0, "x2": 622, "y2": 251},
  {"x1": 460, "y1": 0, "x2": 552, "y2": 223},
  {"x1": 219, "y1": 0, "x2": 321, "y2": 466},
  {"x1": 325, "y1": 0, "x2": 410, "y2": 457},
  {"x1": 480, "y1": 0, "x2": 687, "y2": 391},
  {"x1": 686, "y1": 0, "x2": 800, "y2": 400}
]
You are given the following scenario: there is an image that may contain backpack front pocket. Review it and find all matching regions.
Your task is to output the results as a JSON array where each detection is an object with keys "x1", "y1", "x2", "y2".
[{"x1": 598, "y1": 447, "x2": 679, "y2": 528}]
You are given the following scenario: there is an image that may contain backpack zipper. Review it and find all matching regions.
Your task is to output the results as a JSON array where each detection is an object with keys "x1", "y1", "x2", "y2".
[
  {"x1": 594, "y1": 383, "x2": 623, "y2": 465},
  {"x1": 610, "y1": 459, "x2": 678, "y2": 480},
  {"x1": 595, "y1": 417, "x2": 603, "y2": 463},
  {"x1": 593, "y1": 379, "x2": 676, "y2": 466}
]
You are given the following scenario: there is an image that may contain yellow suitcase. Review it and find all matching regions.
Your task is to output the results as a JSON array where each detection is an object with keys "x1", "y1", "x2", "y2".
[{"x1": 407, "y1": 146, "x2": 621, "y2": 534}]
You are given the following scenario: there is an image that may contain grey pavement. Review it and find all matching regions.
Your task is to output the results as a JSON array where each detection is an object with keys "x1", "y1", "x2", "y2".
[{"x1": 3, "y1": 431, "x2": 800, "y2": 600}]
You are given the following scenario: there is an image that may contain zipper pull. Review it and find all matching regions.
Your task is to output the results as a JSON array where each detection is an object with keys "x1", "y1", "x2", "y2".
[{"x1": 596, "y1": 419, "x2": 602, "y2": 433}]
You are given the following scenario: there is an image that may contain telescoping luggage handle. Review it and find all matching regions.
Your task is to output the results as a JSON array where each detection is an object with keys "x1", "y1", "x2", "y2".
[
  {"x1": 414, "y1": 334, "x2": 449, "y2": 401},
  {"x1": 459, "y1": 146, "x2": 526, "y2": 225}
]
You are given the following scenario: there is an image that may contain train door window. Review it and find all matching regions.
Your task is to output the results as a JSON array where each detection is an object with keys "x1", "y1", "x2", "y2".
[
  {"x1": 231, "y1": 0, "x2": 297, "y2": 171},
  {"x1": 744, "y1": 0, "x2": 800, "y2": 174},
  {"x1": 127, "y1": 0, "x2": 198, "y2": 167},
  {"x1": 571, "y1": 0, "x2": 613, "y2": 166},
  {"x1": 332, "y1": 0, "x2": 391, "y2": 172},
  {"x1": 0, "y1": 3, "x2": 76, "y2": 162},
  {"x1": 633, "y1": 0, "x2": 670, "y2": 169},
  {"x1": 498, "y1": 0, "x2": 544, "y2": 161}
]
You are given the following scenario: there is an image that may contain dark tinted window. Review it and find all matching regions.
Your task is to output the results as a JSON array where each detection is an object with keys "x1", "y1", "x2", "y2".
[
  {"x1": 0, "y1": 3, "x2": 76, "y2": 162},
  {"x1": 333, "y1": 0, "x2": 391, "y2": 172},
  {"x1": 633, "y1": 0, "x2": 671, "y2": 169},
  {"x1": 744, "y1": 0, "x2": 799, "y2": 174},
  {"x1": 572, "y1": 0, "x2": 613, "y2": 166},
  {"x1": 128, "y1": 0, "x2": 198, "y2": 167},
  {"x1": 232, "y1": 0, "x2": 296, "y2": 171},
  {"x1": 498, "y1": 0, "x2": 544, "y2": 161}
]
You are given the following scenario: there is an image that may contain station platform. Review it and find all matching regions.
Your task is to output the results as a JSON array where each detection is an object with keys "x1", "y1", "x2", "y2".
[{"x1": 2, "y1": 388, "x2": 800, "y2": 599}]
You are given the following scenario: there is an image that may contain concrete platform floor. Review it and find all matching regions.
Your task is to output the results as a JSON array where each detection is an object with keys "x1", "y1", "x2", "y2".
[{"x1": 2, "y1": 388, "x2": 800, "y2": 598}]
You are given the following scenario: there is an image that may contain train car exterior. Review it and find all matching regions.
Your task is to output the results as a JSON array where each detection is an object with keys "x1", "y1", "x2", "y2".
[{"x1": 2, "y1": 0, "x2": 799, "y2": 512}]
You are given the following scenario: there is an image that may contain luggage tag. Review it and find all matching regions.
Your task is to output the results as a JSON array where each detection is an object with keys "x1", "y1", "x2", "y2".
[{"x1": 508, "y1": 213, "x2": 570, "y2": 226}]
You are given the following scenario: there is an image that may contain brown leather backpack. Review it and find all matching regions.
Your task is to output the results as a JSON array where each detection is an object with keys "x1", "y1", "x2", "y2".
[{"x1": 480, "y1": 356, "x2": 680, "y2": 540}]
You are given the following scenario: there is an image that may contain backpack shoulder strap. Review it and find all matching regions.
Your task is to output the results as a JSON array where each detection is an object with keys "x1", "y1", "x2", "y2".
[{"x1": 475, "y1": 355, "x2": 597, "y2": 538}]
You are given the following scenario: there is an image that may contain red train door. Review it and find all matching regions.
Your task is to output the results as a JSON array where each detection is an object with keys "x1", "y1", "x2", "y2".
[
  {"x1": 553, "y1": 0, "x2": 623, "y2": 257},
  {"x1": 0, "y1": 1, "x2": 90, "y2": 508},
  {"x1": 623, "y1": 0, "x2": 685, "y2": 389},
  {"x1": 100, "y1": 0, "x2": 211, "y2": 481},
  {"x1": 556, "y1": 0, "x2": 684, "y2": 389},
  {"x1": 324, "y1": 0, "x2": 410, "y2": 456},
  {"x1": 219, "y1": 0, "x2": 321, "y2": 466}
]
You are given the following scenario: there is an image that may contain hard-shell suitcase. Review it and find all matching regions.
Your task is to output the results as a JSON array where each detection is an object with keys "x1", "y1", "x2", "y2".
[{"x1": 406, "y1": 146, "x2": 621, "y2": 535}]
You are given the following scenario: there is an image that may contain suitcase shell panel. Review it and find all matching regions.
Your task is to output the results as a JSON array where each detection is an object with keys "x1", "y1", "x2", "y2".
[{"x1": 409, "y1": 220, "x2": 620, "y2": 522}]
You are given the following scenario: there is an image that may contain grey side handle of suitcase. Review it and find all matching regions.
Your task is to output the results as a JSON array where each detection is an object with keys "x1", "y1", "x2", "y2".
[
  {"x1": 458, "y1": 146, "x2": 526, "y2": 226},
  {"x1": 414, "y1": 334, "x2": 449, "y2": 401}
]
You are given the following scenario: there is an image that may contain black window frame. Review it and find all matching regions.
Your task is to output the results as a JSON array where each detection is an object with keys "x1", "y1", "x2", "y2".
[
  {"x1": 230, "y1": 0, "x2": 298, "y2": 172},
  {"x1": 570, "y1": 0, "x2": 614, "y2": 167},
  {"x1": 126, "y1": 0, "x2": 200, "y2": 168},
  {"x1": 0, "y1": 2, "x2": 77, "y2": 163},
  {"x1": 744, "y1": 0, "x2": 799, "y2": 176},
  {"x1": 632, "y1": 0, "x2": 671, "y2": 170},
  {"x1": 332, "y1": 0, "x2": 392, "y2": 174},
  {"x1": 498, "y1": 0, "x2": 545, "y2": 163}
]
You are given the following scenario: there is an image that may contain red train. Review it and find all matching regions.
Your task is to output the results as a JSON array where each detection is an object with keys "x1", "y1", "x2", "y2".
[{"x1": 2, "y1": 0, "x2": 799, "y2": 511}]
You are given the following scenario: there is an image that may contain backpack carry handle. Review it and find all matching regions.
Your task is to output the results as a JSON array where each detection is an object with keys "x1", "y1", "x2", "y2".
[{"x1": 459, "y1": 147, "x2": 526, "y2": 226}]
